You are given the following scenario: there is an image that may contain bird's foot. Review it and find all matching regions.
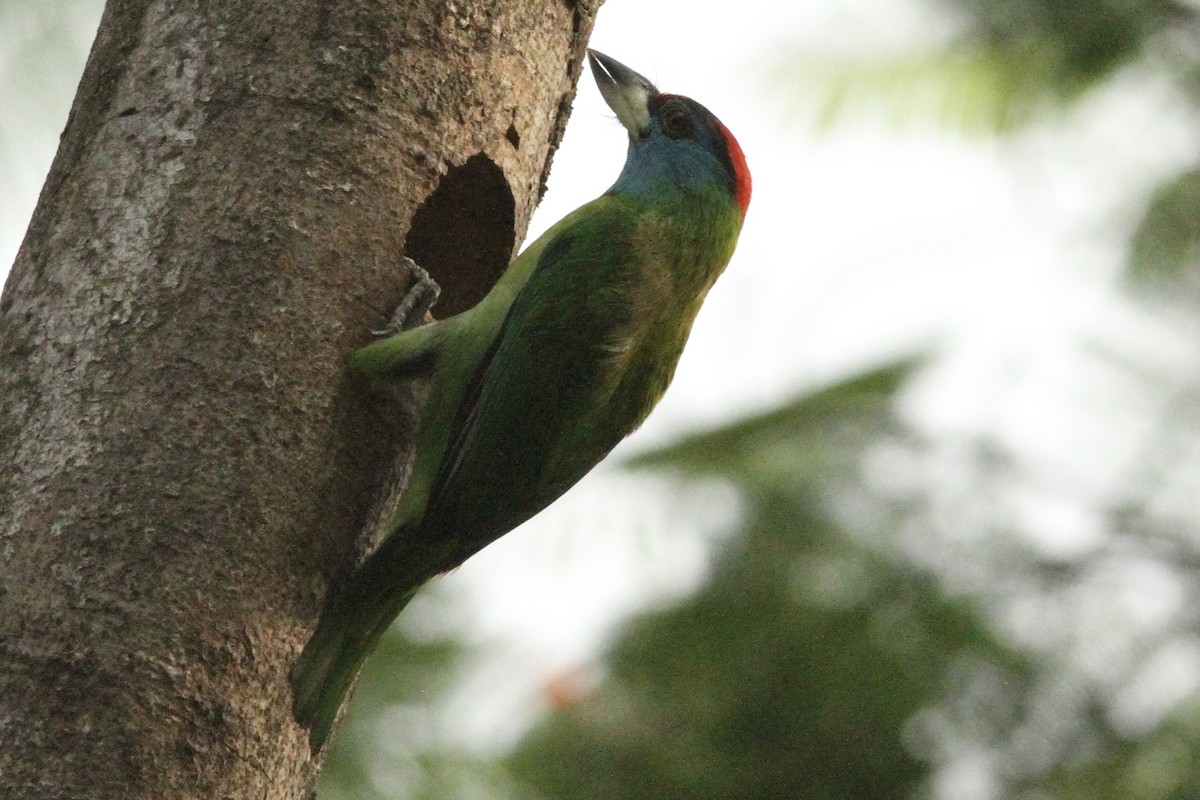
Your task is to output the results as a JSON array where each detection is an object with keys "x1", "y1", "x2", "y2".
[{"x1": 373, "y1": 257, "x2": 441, "y2": 336}]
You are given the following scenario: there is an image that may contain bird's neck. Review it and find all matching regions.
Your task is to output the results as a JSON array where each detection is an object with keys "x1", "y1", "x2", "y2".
[{"x1": 610, "y1": 139, "x2": 739, "y2": 213}]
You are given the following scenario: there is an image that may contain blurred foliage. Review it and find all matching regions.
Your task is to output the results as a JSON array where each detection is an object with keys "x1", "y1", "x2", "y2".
[
  {"x1": 506, "y1": 360, "x2": 1033, "y2": 800},
  {"x1": 797, "y1": 52, "x2": 1040, "y2": 135},
  {"x1": 1040, "y1": 700, "x2": 1200, "y2": 800},
  {"x1": 785, "y1": 0, "x2": 1198, "y2": 134},
  {"x1": 1129, "y1": 167, "x2": 1200, "y2": 296},
  {"x1": 937, "y1": 0, "x2": 1185, "y2": 95}
]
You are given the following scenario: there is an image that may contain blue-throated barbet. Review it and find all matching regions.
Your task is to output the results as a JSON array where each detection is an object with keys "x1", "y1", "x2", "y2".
[{"x1": 292, "y1": 50, "x2": 751, "y2": 749}]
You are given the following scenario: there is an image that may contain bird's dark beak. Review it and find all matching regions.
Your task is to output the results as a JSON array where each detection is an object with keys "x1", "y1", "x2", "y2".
[{"x1": 588, "y1": 50, "x2": 658, "y2": 138}]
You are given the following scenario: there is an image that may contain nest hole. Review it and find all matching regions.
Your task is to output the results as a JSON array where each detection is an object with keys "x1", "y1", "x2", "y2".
[{"x1": 405, "y1": 153, "x2": 515, "y2": 317}]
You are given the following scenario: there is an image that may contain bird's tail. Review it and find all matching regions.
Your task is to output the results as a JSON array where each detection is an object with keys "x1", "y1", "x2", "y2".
[{"x1": 291, "y1": 525, "x2": 454, "y2": 750}]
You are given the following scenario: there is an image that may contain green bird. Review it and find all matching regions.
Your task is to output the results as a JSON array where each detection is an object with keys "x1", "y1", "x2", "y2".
[{"x1": 292, "y1": 50, "x2": 751, "y2": 749}]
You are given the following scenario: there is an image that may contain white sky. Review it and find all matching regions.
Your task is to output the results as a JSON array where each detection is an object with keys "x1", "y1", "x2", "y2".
[{"x1": 4, "y1": 0, "x2": 1200, "y2": 776}]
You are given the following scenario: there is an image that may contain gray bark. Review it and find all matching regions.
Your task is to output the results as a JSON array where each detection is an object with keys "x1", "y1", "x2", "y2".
[{"x1": 0, "y1": 0, "x2": 599, "y2": 797}]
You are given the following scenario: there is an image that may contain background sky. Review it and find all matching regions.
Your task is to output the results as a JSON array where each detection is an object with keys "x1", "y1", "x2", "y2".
[{"x1": 4, "y1": 0, "x2": 1199, "y2": 765}]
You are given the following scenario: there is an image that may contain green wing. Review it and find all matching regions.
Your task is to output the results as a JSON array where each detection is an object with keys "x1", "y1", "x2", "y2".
[{"x1": 421, "y1": 196, "x2": 647, "y2": 562}]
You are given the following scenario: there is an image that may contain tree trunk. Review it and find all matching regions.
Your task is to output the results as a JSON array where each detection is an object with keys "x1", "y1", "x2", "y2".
[{"x1": 0, "y1": 0, "x2": 599, "y2": 797}]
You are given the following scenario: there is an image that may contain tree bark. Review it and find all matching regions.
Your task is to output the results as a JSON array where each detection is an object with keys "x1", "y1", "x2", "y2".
[{"x1": 0, "y1": 0, "x2": 599, "y2": 797}]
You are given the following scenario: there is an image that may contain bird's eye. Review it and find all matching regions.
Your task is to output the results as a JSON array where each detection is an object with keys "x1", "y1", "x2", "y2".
[{"x1": 660, "y1": 104, "x2": 693, "y2": 139}]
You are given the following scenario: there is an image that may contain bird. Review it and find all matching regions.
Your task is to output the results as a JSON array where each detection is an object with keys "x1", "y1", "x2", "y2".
[{"x1": 292, "y1": 49, "x2": 751, "y2": 749}]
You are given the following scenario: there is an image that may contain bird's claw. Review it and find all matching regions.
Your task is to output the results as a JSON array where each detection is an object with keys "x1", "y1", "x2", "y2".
[{"x1": 373, "y1": 257, "x2": 441, "y2": 336}]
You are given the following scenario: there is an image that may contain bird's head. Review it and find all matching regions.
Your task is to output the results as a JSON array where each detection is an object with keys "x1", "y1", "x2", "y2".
[{"x1": 588, "y1": 50, "x2": 751, "y2": 218}]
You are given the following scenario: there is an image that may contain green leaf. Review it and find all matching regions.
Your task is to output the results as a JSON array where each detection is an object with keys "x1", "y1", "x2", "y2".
[
  {"x1": 772, "y1": 0, "x2": 1192, "y2": 135},
  {"x1": 1128, "y1": 166, "x2": 1200, "y2": 294},
  {"x1": 774, "y1": 50, "x2": 1056, "y2": 135},
  {"x1": 627, "y1": 355, "x2": 924, "y2": 489}
]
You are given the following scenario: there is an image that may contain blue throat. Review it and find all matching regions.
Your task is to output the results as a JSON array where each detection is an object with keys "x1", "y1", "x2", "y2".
[{"x1": 608, "y1": 132, "x2": 730, "y2": 206}]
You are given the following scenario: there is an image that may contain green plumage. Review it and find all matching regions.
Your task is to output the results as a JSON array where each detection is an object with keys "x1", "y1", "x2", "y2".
[{"x1": 292, "y1": 51, "x2": 749, "y2": 749}]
